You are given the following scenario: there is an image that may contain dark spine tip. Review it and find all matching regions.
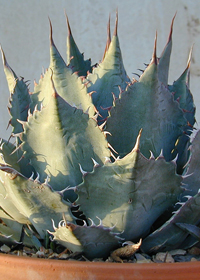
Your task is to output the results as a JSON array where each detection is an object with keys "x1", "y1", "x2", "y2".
[
  {"x1": 64, "y1": 10, "x2": 72, "y2": 36},
  {"x1": 49, "y1": 17, "x2": 54, "y2": 46},
  {"x1": 102, "y1": 14, "x2": 111, "y2": 61},
  {"x1": 114, "y1": 8, "x2": 118, "y2": 36},
  {"x1": 152, "y1": 31, "x2": 157, "y2": 65},
  {"x1": 187, "y1": 44, "x2": 194, "y2": 69},
  {"x1": 167, "y1": 12, "x2": 176, "y2": 44}
]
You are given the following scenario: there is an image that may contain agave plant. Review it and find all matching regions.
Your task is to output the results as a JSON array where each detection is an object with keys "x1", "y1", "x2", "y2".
[{"x1": 0, "y1": 11, "x2": 199, "y2": 261}]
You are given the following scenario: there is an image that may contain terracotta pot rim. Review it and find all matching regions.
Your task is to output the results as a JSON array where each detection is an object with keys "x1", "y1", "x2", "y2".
[
  {"x1": 1, "y1": 252, "x2": 199, "y2": 264},
  {"x1": 0, "y1": 253, "x2": 200, "y2": 280}
]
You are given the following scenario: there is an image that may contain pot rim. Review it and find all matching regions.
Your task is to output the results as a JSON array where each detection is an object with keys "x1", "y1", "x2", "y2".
[{"x1": 0, "y1": 253, "x2": 200, "y2": 280}]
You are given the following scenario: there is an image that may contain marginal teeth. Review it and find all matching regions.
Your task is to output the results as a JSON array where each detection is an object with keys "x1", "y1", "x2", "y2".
[
  {"x1": 98, "y1": 121, "x2": 106, "y2": 131},
  {"x1": 79, "y1": 164, "x2": 88, "y2": 176},
  {"x1": 104, "y1": 157, "x2": 111, "y2": 163},
  {"x1": 184, "y1": 195, "x2": 192, "y2": 200},
  {"x1": 172, "y1": 154, "x2": 178, "y2": 163},
  {"x1": 29, "y1": 172, "x2": 34, "y2": 181},
  {"x1": 33, "y1": 104, "x2": 38, "y2": 113},
  {"x1": 175, "y1": 202, "x2": 185, "y2": 206},
  {"x1": 88, "y1": 218, "x2": 95, "y2": 227},
  {"x1": 84, "y1": 106, "x2": 90, "y2": 114},
  {"x1": 82, "y1": 220, "x2": 87, "y2": 227},
  {"x1": 182, "y1": 173, "x2": 193, "y2": 180},
  {"x1": 172, "y1": 209, "x2": 180, "y2": 215},
  {"x1": 149, "y1": 151, "x2": 155, "y2": 159},
  {"x1": 28, "y1": 108, "x2": 32, "y2": 118},
  {"x1": 91, "y1": 158, "x2": 100, "y2": 168},
  {"x1": 96, "y1": 216, "x2": 103, "y2": 226},
  {"x1": 57, "y1": 186, "x2": 77, "y2": 197},
  {"x1": 51, "y1": 219, "x2": 57, "y2": 231},
  {"x1": 159, "y1": 149, "x2": 164, "y2": 158},
  {"x1": 103, "y1": 131, "x2": 112, "y2": 136},
  {"x1": 44, "y1": 175, "x2": 50, "y2": 185},
  {"x1": 0, "y1": 153, "x2": 5, "y2": 164},
  {"x1": 58, "y1": 219, "x2": 65, "y2": 228},
  {"x1": 108, "y1": 143, "x2": 118, "y2": 154}
]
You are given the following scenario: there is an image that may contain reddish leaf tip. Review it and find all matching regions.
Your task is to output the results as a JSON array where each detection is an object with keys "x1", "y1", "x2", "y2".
[
  {"x1": 151, "y1": 32, "x2": 157, "y2": 65},
  {"x1": 102, "y1": 14, "x2": 111, "y2": 61},
  {"x1": 64, "y1": 10, "x2": 72, "y2": 36},
  {"x1": 167, "y1": 12, "x2": 176, "y2": 44},
  {"x1": 187, "y1": 44, "x2": 194, "y2": 70},
  {"x1": 133, "y1": 128, "x2": 142, "y2": 152}
]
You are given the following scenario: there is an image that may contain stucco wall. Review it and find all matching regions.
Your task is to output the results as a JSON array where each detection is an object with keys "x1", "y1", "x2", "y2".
[{"x1": 0, "y1": 0, "x2": 199, "y2": 138}]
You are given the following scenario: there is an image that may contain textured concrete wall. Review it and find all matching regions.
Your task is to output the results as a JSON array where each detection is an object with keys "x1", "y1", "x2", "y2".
[{"x1": 0, "y1": 0, "x2": 199, "y2": 138}]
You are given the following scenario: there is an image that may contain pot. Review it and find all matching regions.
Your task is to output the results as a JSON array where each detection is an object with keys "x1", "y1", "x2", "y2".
[{"x1": 0, "y1": 254, "x2": 200, "y2": 280}]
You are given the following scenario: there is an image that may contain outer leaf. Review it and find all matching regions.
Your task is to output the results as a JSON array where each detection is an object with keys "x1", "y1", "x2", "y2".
[
  {"x1": 87, "y1": 14, "x2": 130, "y2": 123},
  {"x1": 176, "y1": 223, "x2": 200, "y2": 240},
  {"x1": 182, "y1": 130, "x2": 200, "y2": 197},
  {"x1": 0, "y1": 177, "x2": 29, "y2": 224},
  {"x1": 0, "y1": 209, "x2": 23, "y2": 244},
  {"x1": 0, "y1": 166, "x2": 73, "y2": 239},
  {"x1": 168, "y1": 50, "x2": 195, "y2": 173},
  {"x1": 66, "y1": 14, "x2": 92, "y2": 76},
  {"x1": 51, "y1": 221, "x2": 119, "y2": 259},
  {"x1": 21, "y1": 78, "x2": 110, "y2": 192},
  {"x1": 50, "y1": 221, "x2": 83, "y2": 253},
  {"x1": 0, "y1": 139, "x2": 34, "y2": 178},
  {"x1": 1, "y1": 48, "x2": 31, "y2": 134},
  {"x1": 75, "y1": 132, "x2": 183, "y2": 241},
  {"x1": 0, "y1": 209, "x2": 42, "y2": 249},
  {"x1": 168, "y1": 49, "x2": 195, "y2": 127},
  {"x1": 141, "y1": 192, "x2": 200, "y2": 253},
  {"x1": 0, "y1": 140, "x2": 33, "y2": 223}
]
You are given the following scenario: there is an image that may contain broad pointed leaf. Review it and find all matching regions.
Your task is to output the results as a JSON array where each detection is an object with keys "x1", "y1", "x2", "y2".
[
  {"x1": 21, "y1": 79, "x2": 110, "y2": 192},
  {"x1": 106, "y1": 59, "x2": 187, "y2": 160},
  {"x1": 30, "y1": 25, "x2": 95, "y2": 118},
  {"x1": 0, "y1": 209, "x2": 23, "y2": 244},
  {"x1": 0, "y1": 177, "x2": 29, "y2": 224},
  {"x1": 0, "y1": 210, "x2": 41, "y2": 249},
  {"x1": 141, "y1": 192, "x2": 200, "y2": 253},
  {"x1": 0, "y1": 166, "x2": 73, "y2": 239},
  {"x1": 51, "y1": 221, "x2": 119, "y2": 259},
  {"x1": 76, "y1": 132, "x2": 182, "y2": 241}
]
